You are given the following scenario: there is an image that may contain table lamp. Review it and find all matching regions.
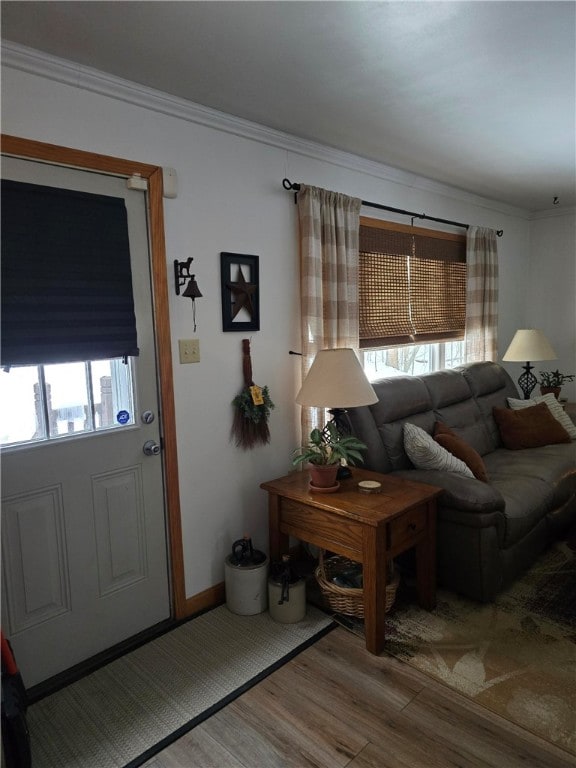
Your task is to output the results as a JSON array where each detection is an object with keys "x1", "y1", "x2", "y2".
[
  {"x1": 295, "y1": 348, "x2": 378, "y2": 436},
  {"x1": 502, "y1": 329, "x2": 557, "y2": 399}
]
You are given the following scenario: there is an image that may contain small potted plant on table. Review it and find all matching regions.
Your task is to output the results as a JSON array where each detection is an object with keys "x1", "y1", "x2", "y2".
[
  {"x1": 292, "y1": 422, "x2": 367, "y2": 491},
  {"x1": 539, "y1": 370, "x2": 575, "y2": 399}
]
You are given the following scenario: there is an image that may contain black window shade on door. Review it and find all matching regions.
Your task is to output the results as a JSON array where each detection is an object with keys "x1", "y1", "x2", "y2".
[{"x1": 1, "y1": 180, "x2": 139, "y2": 367}]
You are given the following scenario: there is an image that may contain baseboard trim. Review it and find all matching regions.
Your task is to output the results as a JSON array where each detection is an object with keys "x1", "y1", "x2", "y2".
[
  {"x1": 182, "y1": 581, "x2": 226, "y2": 616},
  {"x1": 179, "y1": 546, "x2": 305, "y2": 616}
]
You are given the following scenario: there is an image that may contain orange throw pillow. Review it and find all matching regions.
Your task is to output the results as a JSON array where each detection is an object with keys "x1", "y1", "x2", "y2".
[
  {"x1": 433, "y1": 422, "x2": 489, "y2": 482},
  {"x1": 492, "y1": 402, "x2": 571, "y2": 450}
]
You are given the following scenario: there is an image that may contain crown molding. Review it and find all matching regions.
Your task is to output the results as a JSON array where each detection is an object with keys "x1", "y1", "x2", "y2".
[
  {"x1": 529, "y1": 206, "x2": 576, "y2": 221},
  {"x1": 2, "y1": 41, "x2": 528, "y2": 221}
]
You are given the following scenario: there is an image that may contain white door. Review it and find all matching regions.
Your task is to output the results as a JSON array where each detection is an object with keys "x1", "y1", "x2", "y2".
[{"x1": 1, "y1": 157, "x2": 171, "y2": 688}]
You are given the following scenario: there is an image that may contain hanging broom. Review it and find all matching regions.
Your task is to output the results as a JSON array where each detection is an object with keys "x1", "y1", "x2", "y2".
[{"x1": 231, "y1": 339, "x2": 275, "y2": 449}]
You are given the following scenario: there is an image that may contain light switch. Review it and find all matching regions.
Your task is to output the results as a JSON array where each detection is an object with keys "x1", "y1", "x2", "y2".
[{"x1": 179, "y1": 339, "x2": 200, "y2": 363}]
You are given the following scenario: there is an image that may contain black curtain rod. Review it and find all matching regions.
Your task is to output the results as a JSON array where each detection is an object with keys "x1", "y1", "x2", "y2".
[{"x1": 282, "y1": 179, "x2": 503, "y2": 237}]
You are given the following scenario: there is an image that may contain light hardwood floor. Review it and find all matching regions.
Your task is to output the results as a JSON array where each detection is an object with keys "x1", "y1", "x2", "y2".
[{"x1": 143, "y1": 626, "x2": 575, "y2": 768}]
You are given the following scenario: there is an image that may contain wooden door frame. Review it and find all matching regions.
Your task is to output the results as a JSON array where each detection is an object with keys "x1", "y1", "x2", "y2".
[{"x1": 1, "y1": 134, "x2": 188, "y2": 619}]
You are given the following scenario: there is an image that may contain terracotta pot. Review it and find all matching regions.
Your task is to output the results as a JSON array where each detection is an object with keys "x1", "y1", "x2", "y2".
[
  {"x1": 308, "y1": 464, "x2": 339, "y2": 489},
  {"x1": 540, "y1": 386, "x2": 561, "y2": 400}
]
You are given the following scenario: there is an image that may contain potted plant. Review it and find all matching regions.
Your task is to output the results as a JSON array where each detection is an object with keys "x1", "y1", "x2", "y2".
[
  {"x1": 292, "y1": 422, "x2": 367, "y2": 490},
  {"x1": 539, "y1": 370, "x2": 575, "y2": 399}
]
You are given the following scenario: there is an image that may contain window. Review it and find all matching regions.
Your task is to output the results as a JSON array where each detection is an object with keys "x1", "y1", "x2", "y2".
[
  {"x1": 359, "y1": 217, "x2": 466, "y2": 380},
  {"x1": 362, "y1": 341, "x2": 466, "y2": 382},
  {"x1": 0, "y1": 358, "x2": 135, "y2": 448}
]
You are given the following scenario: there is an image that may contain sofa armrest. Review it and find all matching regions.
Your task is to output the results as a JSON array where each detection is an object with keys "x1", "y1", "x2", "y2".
[{"x1": 392, "y1": 469, "x2": 506, "y2": 514}]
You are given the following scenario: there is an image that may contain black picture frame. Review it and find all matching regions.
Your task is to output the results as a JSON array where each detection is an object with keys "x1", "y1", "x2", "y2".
[{"x1": 220, "y1": 252, "x2": 260, "y2": 332}]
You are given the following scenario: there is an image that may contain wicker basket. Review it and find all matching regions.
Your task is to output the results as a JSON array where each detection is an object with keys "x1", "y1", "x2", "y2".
[{"x1": 315, "y1": 551, "x2": 399, "y2": 618}]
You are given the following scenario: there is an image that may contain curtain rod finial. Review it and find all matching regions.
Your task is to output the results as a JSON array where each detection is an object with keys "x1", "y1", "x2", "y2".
[{"x1": 282, "y1": 178, "x2": 300, "y2": 192}]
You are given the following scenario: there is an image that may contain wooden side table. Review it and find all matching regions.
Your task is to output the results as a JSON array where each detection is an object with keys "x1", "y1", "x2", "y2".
[{"x1": 261, "y1": 468, "x2": 441, "y2": 655}]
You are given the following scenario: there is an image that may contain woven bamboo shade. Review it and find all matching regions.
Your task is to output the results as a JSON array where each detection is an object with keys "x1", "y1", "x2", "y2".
[{"x1": 359, "y1": 221, "x2": 466, "y2": 349}]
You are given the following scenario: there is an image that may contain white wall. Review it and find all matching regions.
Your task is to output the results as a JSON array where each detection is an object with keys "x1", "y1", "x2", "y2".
[
  {"x1": 4, "y1": 52, "x2": 569, "y2": 600},
  {"x1": 527, "y1": 210, "x2": 576, "y2": 403}
]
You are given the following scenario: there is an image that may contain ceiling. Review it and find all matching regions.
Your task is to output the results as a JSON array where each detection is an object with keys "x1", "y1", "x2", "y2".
[{"x1": 2, "y1": 1, "x2": 575, "y2": 212}]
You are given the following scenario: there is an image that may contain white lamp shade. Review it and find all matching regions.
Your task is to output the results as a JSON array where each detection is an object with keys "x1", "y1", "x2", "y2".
[
  {"x1": 295, "y1": 348, "x2": 378, "y2": 408},
  {"x1": 502, "y1": 329, "x2": 557, "y2": 362}
]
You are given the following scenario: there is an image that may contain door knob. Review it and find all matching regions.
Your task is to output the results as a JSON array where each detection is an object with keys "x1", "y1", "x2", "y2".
[{"x1": 143, "y1": 440, "x2": 161, "y2": 456}]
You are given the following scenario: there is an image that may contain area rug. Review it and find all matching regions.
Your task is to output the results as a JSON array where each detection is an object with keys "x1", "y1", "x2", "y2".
[
  {"x1": 27, "y1": 605, "x2": 334, "y2": 768},
  {"x1": 334, "y1": 536, "x2": 576, "y2": 756}
]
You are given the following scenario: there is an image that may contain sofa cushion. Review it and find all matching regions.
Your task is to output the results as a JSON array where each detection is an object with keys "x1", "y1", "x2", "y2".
[
  {"x1": 404, "y1": 423, "x2": 473, "y2": 477},
  {"x1": 491, "y1": 475, "x2": 554, "y2": 546},
  {"x1": 484, "y1": 443, "x2": 576, "y2": 494},
  {"x1": 423, "y1": 368, "x2": 492, "y2": 455},
  {"x1": 362, "y1": 376, "x2": 436, "y2": 471},
  {"x1": 507, "y1": 393, "x2": 576, "y2": 440},
  {"x1": 493, "y1": 403, "x2": 571, "y2": 449},
  {"x1": 458, "y1": 361, "x2": 520, "y2": 452},
  {"x1": 459, "y1": 360, "x2": 519, "y2": 401},
  {"x1": 434, "y1": 421, "x2": 489, "y2": 482},
  {"x1": 370, "y1": 376, "x2": 431, "y2": 423},
  {"x1": 424, "y1": 368, "x2": 473, "y2": 409},
  {"x1": 484, "y1": 442, "x2": 576, "y2": 543}
]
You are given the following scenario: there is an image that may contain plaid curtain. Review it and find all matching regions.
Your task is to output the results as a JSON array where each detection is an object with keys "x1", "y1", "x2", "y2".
[
  {"x1": 297, "y1": 185, "x2": 362, "y2": 437},
  {"x1": 464, "y1": 227, "x2": 499, "y2": 362}
]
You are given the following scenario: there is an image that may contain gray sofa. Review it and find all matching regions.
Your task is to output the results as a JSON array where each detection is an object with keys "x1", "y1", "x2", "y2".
[{"x1": 347, "y1": 361, "x2": 576, "y2": 602}]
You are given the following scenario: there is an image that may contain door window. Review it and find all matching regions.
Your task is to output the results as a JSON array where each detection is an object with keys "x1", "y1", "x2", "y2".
[{"x1": 0, "y1": 358, "x2": 135, "y2": 447}]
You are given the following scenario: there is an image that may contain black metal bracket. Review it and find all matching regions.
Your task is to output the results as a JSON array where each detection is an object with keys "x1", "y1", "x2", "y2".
[{"x1": 174, "y1": 257, "x2": 194, "y2": 296}]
